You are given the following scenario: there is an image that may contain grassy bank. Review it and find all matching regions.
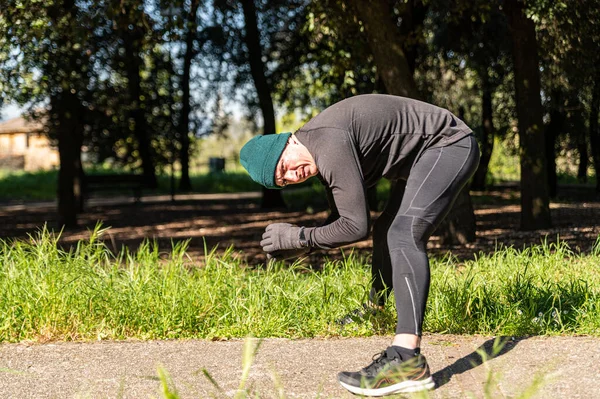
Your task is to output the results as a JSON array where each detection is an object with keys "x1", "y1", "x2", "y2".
[
  {"x1": 0, "y1": 169, "x2": 59, "y2": 201},
  {"x1": 0, "y1": 169, "x2": 261, "y2": 201},
  {"x1": 1, "y1": 226, "x2": 599, "y2": 342}
]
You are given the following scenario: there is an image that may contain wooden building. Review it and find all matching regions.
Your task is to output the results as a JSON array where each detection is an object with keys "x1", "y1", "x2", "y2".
[{"x1": 0, "y1": 117, "x2": 59, "y2": 171}]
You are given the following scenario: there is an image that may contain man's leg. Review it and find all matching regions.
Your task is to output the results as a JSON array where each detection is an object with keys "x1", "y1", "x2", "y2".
[
  {"x1": 389, "y1": 135, "x2": 479, "y2": 346},
  {"x1": 337, "y1": 181, "x2": 405, "y2": 325},
  {"x1": 370, "y1": 180, "x2": 406, "y2": 306},
  {"x1": 337, "y1": 135, "x2": 479, "y2": 396}
]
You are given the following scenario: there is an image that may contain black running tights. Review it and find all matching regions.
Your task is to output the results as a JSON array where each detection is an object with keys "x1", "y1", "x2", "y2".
[{"x1": 370, "y1": 134, "x2": 480, "y2": 335}]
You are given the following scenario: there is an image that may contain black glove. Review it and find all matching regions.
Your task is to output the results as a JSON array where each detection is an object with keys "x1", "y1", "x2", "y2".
[
  {"x1": 260, "y1": 223, "x2": 308, "y2": 254},
  {"x1": 266, "y1": 247, "x2": 310, "y2": 262}
]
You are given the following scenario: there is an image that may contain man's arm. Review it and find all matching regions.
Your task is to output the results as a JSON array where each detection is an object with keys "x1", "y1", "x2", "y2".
[
  {"x1": 318, "y1": 174, "x2": 340, "y2": 226},
  {"x1": 303, "y1": 131, "x2": 370, "y2": 249}
]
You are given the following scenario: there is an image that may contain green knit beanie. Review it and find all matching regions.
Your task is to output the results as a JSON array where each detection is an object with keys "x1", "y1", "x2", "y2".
[{"x1": 240, "y1": 132, "x2": 292, "y2": 189}]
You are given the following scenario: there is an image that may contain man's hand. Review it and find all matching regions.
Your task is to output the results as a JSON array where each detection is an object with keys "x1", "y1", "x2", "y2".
[{"x1": 260, "y1": 223, "x2": 306, "y2": 255}]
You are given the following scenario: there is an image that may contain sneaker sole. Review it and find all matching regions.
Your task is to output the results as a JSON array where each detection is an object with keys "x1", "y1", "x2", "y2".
[{"x1": 338, "y1": 376, "x2": 435, "y2": 396}]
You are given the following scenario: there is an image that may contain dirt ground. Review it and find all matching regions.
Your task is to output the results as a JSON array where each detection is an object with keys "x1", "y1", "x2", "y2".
[{"x1": 0, "y1": 184, "x2": 598, "y2": 266}]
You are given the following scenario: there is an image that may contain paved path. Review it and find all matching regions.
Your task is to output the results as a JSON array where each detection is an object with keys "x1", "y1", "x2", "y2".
[{"x1": 1, "y1": 335, "x2": 598, "y2": 398}]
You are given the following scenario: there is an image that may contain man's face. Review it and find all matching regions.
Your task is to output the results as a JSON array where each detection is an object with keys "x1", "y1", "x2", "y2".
[{"x1": 274, "y1": 137, "x2": 318, "y2": 187}]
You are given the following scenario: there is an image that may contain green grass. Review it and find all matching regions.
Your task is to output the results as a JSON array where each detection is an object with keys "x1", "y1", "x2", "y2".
[
  {"x1": 486, "y1": 137, "x2": 520, "y2": 184},
  {"x1": 426, "y1": 241, "x2": 600, "y2": 335},
  {"x1": 556, "y1": 171, "x2": 597, "y2": 186},
  {"x1": 2, "y1": 148, "x2": 596, "y2": 203},
  {"x1": 0, "y1": 169, "x2": 261, "y2": 201},
  {"x1": 0, "y1": 169, "x2": 59, "y2": 201},
  {"x1": 165, "y1": 171, "x2": 260, "y2": 193},
  {"x1": 484, "y1": 137, "x2": 597, "y2": 186},
  {"x1": 1, "y1": 225, "x2": 599, "y2": 343}
]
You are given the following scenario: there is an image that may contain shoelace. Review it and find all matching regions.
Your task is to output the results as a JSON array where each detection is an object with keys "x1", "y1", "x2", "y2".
[{"x1": 362, "y1": 350, "x2": 391, "y2": 376}]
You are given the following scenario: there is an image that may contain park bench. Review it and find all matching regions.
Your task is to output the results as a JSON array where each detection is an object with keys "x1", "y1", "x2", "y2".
[{"x1": 82, "y1": 174, "x2": 152, "y2": 207}]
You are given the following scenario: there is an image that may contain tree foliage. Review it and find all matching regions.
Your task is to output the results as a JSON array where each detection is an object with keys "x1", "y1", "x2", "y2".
[{"x1": 1, "y1": 0, "x2": 598, "y2": 229}]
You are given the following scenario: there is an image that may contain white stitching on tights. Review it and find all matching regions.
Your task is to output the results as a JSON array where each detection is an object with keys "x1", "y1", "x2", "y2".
[
  {"x1": 420, "y1": 137, "x2": 473, "y2": 209},
  {"x1": 408, "y1": 147, "x2": 443, "y2": 210},
  {"x1": 404, "y1": 275, "x2": 419, "y2": 335},
  {"x1": 400, "y1": 248, "x2": 420, "y2": 297},
  {"x1": 410, "y1": 216, "x2": 418, "y2": 251}
]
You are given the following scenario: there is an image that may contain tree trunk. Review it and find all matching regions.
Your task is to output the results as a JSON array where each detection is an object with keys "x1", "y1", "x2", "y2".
[
  {"x1": 545, "y1": 90, "x2": 564, "y2": 198},
  {"x1": 241, "y1": 0, "x2": 285, "y2": 208},
  {"x1": 545, "y1": 120, "x2": 558, "y2": 198},
  {"x1": 571, "y1": 99, "x2": 589, "y2": 183},
  {"x1": 348, "y1": 0, "x2": 421, "y2": 99},
  {"x1": 178, "y1": 0, "x2": 200, "y2": 192},
  {"x1": 437, "y1": 106, "x2": 477, "y2": 245},
  {"x1": 472, "y1": 78, "x2": 495, "y2": 190},
  {"x1": 577, "y1": 140, "x2": 588, "y2": 183},
  {"x1": 397, "y1": 0, "x2": 428, "y2": 75},
  {"x1": 121, "y1": 6, "x2": 157, "y2": 189},
  {"x1": 54, "y1": 94, "x2": 84, "y2": 228},
  {"x1": 504, "y1": 0, "x2": 552, "y2": 230},
  {"x1": 437, "y1": 186, "x2": 477, "y2": 245},
  {"x1": 590, "y1": 69, "x2": 600, "y2": 195},
  {"x1": 49, "y1": 0, "x2": 84, "y2": 228}
]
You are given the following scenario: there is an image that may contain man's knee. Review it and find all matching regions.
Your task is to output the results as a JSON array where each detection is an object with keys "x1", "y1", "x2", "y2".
[{"x1": 387, "y1": 215, "x2": 434, "y2": 253}]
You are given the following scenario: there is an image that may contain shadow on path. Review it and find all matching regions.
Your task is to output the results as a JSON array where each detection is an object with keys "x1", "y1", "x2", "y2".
[
  {"x1": 1, "y1": 187, "x2": 598, "y2": 264},
  {"x1": 432, "y1": 336, "x2": 527, "y2": 389}
]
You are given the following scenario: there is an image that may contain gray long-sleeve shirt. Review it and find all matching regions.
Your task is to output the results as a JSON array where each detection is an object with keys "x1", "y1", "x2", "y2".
[{"x1": 294, "y1": 94, "x2": 472, "y2": 249}]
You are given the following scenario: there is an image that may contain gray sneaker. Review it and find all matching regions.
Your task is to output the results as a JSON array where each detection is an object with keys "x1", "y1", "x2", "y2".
[{"x1": 337, "y1": 346, "x2": 435, "y2": 396}]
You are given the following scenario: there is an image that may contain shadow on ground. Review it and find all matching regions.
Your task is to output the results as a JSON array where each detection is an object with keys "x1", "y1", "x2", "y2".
[
  {"x1": 432, "y1": 336, "x2": 525, "y2": 389},
  {"x1": 0, "y1": 184, "x2": 598, "y2": 265}
]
